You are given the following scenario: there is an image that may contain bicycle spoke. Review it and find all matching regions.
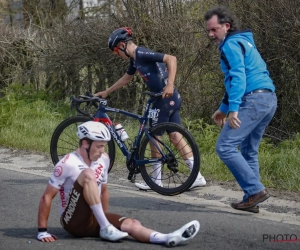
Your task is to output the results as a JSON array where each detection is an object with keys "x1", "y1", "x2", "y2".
[
  {"x1": 50, "y1": 116, "x2": 115, "y2": 172},
  {"x1": 139, "y1": 122, "x2": 200, "y2": 195}
]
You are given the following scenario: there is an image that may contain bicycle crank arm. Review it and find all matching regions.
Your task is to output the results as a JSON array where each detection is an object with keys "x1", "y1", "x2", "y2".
[{"x1": 127, "y1": 171, "x2": 136, "y2": 183}]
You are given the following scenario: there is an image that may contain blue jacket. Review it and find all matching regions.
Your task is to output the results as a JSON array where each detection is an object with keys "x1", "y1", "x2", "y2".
[{"x1": 218, "y1": 30, "x2": 275, "y2": 114}]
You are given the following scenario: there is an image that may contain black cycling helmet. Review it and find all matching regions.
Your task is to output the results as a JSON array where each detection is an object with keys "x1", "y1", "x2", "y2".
[{"x1": 108, "y1": 27, "x2": 133, "y2": 51}]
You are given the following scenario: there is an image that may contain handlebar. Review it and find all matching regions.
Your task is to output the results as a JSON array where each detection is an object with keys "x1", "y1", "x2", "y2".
[
  {"x1": 70, "y1": 91, "x2": 163, "y2": 117},
  {"x1": 70, "y1": 95, "x2": 107, "y2": 117}
]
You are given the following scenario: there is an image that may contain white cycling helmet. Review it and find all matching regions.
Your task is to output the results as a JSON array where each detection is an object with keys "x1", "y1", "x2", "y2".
[{"x1": 77, "y1": 121, "x2": 111, "y2": 141}]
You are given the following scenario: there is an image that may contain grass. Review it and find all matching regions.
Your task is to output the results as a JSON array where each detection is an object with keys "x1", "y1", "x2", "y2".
[
  {"x1": 1, "y1": 100, "x2": 63, "y2": 152},
  {"x1": 0, "y1": 84, "x2": 299, "y2": 192},
  {"x1": 0, "y1": 84, "x2": 72, "y2": 153}
]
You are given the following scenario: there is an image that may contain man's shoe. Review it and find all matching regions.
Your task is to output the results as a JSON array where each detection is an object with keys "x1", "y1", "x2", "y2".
[
  {"x1": 100, "y1": 224, "x2": 128, "y2": 241},
  {"x1": 231, "y1": 189, "x2": 269, "y2": 210},
  {"x1": 134, "y1": 182, "x2": 163, "y2": 190},
  {"x1": 165, "y1": 220, "x2": 200, "y2": 247},
  {"x1": 247, "y1": 206, "x2": 259, "y2": 213},
  {"x1": 231, "y1": 202, "x2": 260, "y2": 213},
  {"x1": 189, "y1": 176, "x2": 206, "y2": 189}
]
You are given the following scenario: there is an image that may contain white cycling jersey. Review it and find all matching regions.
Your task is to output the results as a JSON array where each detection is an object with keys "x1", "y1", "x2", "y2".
[{"x1": 48, "y1": 151, "x2": 110, "y2": 215}]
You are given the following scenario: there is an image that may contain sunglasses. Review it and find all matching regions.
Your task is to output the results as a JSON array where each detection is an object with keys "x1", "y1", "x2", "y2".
[
  {"x1": 113, "y1": 44, "x2": 126, "y2": 56},
  {"x1": 113, "y1": 46, "x2": 120, "y2": 55}
]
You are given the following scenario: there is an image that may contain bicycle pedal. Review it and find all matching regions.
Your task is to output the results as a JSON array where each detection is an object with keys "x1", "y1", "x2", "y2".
[
  {"x1": 127, "y1": 172, "x2": 136, "y2": 182},
  {"x1": 131, "y1": 174, "x2": 136, "y2": 183}
]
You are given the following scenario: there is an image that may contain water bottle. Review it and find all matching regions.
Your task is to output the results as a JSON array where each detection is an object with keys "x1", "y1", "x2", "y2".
[{"x1": 115, "y1": 123, "x2": 129, "y2": 141}]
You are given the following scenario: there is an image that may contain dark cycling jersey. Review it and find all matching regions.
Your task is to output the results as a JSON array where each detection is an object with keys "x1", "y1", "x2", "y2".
[
  {"x1": 127, "y1": 47, "x2": 168, "y2": 92},
  {"x1": 126, "y1": 46, "x2": 182, "y2": 127}
]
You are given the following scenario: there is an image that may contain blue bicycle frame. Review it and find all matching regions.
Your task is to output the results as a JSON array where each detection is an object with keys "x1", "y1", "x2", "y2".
[{"x1": 93, "y1": 96, "x2": 166, "y2": 167}]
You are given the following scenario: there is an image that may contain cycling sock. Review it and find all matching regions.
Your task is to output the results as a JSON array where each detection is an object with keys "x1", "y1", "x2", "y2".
[
  {"x1": 185, "y1": 156, "x2": 194, "y2": 171},
  {"x1": 90, "y1": 203, "x2": 110, "y2": 229},
  {"x1": 152, "y1": 163, "x2": 162, "y2": 184},
  {"x1": 186, "y1": 157, "x2": 204, "y2": 180},
  {"x1": 150, "y1": 231, "x2": 168, "y2": 243}
]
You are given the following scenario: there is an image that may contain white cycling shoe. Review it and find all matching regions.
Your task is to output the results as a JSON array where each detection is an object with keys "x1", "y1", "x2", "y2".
[
  {"x1": 165, "y1": 220, "x2": 200, "y2": 247},
  {"x1": 189, "y1": 176, "x2": 206, "y2": 189},
  {"x1": 134, "y1": 182, "x2": 163, "y2": 190},
  {"x1": 100, "y1": 224, "x2": 128, "y2": 241}
]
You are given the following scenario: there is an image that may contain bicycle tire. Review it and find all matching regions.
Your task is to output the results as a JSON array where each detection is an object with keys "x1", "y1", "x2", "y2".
[
  {"x1": 139, "y1": 122, "x2": 200, "y2": 196},
  {"x1": 50, "y1": 116, "x2": 116, "y2": 173}
]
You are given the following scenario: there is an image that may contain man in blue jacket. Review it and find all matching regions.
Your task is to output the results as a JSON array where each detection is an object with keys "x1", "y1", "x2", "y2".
[{"x1": 204, "y1": 6, "x2": 277, "y2": 213}]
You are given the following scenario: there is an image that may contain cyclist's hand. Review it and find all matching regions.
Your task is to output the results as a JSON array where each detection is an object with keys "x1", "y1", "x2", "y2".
[
  {"x1": 37, "y1": 231, "x2": 58, "y2": 242},
  {"x1": 162, "y1": 85, "x2": 174, "y2": 98},
  {"x1": 94, "y1": 90, "x2": 108, "y2": 98}
]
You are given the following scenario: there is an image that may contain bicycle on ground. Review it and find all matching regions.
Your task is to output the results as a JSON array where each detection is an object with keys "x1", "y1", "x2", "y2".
[{"x1": 50, "y1": 91, "x2": 200, "y2": 196}]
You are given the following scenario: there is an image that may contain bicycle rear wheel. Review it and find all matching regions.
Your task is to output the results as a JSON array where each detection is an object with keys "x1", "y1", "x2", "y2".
[
  {"x1": 139, "y1": 122, "x2": 200, "y2": 196},
  {"x1": 50, "y1": 116, "x2": 116, "y2": 172}
]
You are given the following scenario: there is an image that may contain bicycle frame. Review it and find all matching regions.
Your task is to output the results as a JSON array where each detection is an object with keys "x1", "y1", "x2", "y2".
[{"x1": 92, "y1": 96, "x2": 167, "y2": 167}]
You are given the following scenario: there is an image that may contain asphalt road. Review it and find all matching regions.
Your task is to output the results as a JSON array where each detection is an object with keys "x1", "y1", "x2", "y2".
[{"x1": 1, "y1": 167, "x2": 300, "y2": 250}]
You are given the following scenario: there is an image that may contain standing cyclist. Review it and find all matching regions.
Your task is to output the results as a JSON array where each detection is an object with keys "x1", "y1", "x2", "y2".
[
  {"x1": 37, "y1": 121, "x2": 200, "y2": 246},
  {"x1": 94, "y1": 27, "x2": 206, "y2": 190}
]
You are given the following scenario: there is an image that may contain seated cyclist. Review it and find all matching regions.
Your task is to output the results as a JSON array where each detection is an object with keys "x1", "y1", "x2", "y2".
[
  {"x1": 94, "y1": 27, "x2": 206, "y2": 190},
  {"x1": 37, "y1": 121, "x2": 200, "y2": 246}
]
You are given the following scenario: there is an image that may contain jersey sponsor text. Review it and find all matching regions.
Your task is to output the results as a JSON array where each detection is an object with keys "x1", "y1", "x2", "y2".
[{"x1": 63, "y1": 189, "x2": 81, "y2": 224}]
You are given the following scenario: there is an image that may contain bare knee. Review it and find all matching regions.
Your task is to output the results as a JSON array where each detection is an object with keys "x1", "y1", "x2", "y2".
[
  {"x1": 121, "y1": 218, "x2": 142, "y2": 234},
  {"x1": 77, "y1": 168, "x2": 96, "y2": 186},
  {"x1": 169, "y1": 131, "x2": 182, "y2": 144}
]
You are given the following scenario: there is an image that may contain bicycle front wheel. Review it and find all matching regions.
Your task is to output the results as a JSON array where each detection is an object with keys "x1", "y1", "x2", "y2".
[
  {"x1": 50, "y1": 116, "x2": 116, "y2": 172},
  {"x1": 139, "y1": 122, "x2": 200, "y2": 196}
]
